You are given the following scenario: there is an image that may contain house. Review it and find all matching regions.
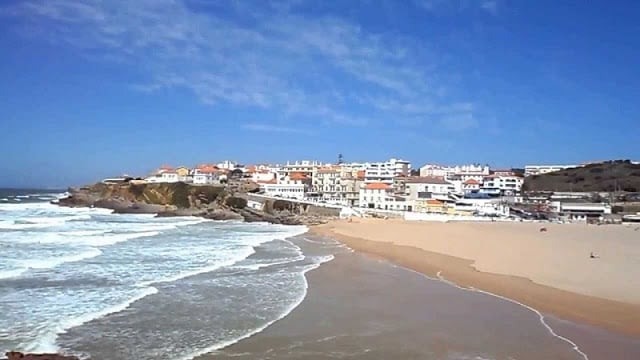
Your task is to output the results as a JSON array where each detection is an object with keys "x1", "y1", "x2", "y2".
[
  {"x1": 358, "y1": 182, "x2": 412, "y2": 211},
  {"x1": 414, "y1": 199, "x2": 450, "y2": 213},
  {"x1": 193, "y1": 164, "x2": 223, "y2": 185},
  {"x1": 481, "y1": 175, "x2": 524, "y2": 195},
  {"x1": 404, "y1": 176, "x2": 455, "y2": 200},
  {"x1": 462, "y1": 179, "x2": 481, "y2": 192}
]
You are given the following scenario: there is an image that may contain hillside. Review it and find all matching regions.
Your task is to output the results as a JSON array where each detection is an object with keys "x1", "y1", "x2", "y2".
[{"x1": 522, "y1": 160, "x2": 640, "y2": 192}]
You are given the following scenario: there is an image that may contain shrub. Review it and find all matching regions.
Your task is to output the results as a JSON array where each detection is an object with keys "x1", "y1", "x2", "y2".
[
  {"x1": 171, "y1": 182, "x2": 191, "y2": 208},
  {"x1": 225, "y1": 196, "x2": 247, "y2": 209}
]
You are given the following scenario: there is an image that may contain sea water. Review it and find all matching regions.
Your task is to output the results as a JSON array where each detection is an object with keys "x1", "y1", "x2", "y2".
[{"x1": 0, "y1": 190, "x2": 328, "y2": 359}]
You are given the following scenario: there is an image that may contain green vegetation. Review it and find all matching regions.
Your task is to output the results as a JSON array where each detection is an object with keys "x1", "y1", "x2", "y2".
[
  {"x1": 523, "y1": 160, "x2": 640, "y2": 192},
  {"x1": 171, "y1": 182, "x2": 192, "y2": 208},
  {"x1": 225, "y1": 196, "x2": 248, "y2": 209}
]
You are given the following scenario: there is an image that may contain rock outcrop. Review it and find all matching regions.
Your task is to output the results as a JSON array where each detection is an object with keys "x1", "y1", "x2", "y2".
[
  {"x1": 55, "y1": 182, "x2": 334, "y2": 226},
  {"x1": 4, "y1": 352, "x2": 79, "y2": 360}
]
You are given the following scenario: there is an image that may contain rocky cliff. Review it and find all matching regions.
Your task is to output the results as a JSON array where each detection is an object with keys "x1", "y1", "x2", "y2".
[{"x1": 57, "y1": 182, "x2": 332, "y2": 225}]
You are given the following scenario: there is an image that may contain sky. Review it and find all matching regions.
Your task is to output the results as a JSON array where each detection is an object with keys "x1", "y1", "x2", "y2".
[{"x1": 1, "y1": 0, "x2": 639, "y2": 188}]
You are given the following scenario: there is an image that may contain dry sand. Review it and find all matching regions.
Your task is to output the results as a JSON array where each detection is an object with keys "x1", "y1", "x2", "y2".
[{"x1": 311, "y1": 219, "x2": 640, "y2": 337}]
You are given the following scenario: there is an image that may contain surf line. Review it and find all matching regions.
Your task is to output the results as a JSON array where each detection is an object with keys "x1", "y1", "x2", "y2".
[
  {"x1": 383, "y1": 259, "x2": 589, "y2": 360},
  {"x1": 433, "y1": 270, "x2": 589, "y2": 360}
]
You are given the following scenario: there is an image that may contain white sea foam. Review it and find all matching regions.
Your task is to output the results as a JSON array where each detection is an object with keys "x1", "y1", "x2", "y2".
[
  {"x1": 82, "y1": 231, "x2": 160, "y2": 246},
  {"x1": 0, "y1": 214, "x2": 93, "y2": 230},
  {"x1": 232, "y1": 254, "x2": 306, "y2": 271},
  {"x1": 23, "y1": 248, "x2": 103, "y2": 270},
  {"x1": 0, "y1": 198, "x2": 8, "y2": 202},
  {"x1": 177, "y1": 254, "x2": 333, "y2": 360},
  {"x1": 25, "y1": 286, "x2": 159, "y2": 353},
  {"x1": 0, "y1": 268, "x2": 28, "y2": 280},
  {"x1": 65, "y1": 229, "x2": 112, "y2": 236}
]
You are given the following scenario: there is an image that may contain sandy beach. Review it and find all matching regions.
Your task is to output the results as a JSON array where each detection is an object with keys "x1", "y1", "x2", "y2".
[{"x1": 311, "y1": 219, "x2": 640, "y2": 338}]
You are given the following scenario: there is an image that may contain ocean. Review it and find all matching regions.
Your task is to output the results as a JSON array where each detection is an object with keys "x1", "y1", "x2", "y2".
[{"x1": 0, "y1": 189, "x2": 334, "y2": 359}]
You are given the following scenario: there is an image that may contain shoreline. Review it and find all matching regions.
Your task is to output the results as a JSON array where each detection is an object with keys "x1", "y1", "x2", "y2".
[{"x1": 310, "y1": 220, "x2": 640, "y2": 338}]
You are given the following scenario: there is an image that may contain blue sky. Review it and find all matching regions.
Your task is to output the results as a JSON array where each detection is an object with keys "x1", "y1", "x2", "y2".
[{"x1": 1, "y1": 0, "x2": 639, "y2": 188}]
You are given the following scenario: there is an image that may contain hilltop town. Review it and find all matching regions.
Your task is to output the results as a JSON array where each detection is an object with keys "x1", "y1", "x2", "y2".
[{"x1": 98, "y1": 158, "x2": 640, "y2": 224}]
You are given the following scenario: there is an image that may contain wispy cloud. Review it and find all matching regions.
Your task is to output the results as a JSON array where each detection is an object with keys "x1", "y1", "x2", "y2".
[
  {"x1": 3, "y1": 0, "x2": 484, "y2": 131},
  {"x1": 415, "y1": 0, "x2": 500, "y2": 14},
  {"x1": 242, "y1": 123, "x2": 310, "y2": 134},
  {"x1": 480, "y1": 0, "x2": 499, "y2": 15}
]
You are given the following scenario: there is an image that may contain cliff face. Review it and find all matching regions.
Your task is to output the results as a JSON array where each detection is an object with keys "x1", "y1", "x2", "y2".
[
  {"x1": 57, "y1": 182, "x2": 332, "y2": 225},
  {"x1": 523, "y1": 161, "x2": 640, "y2": 192}
]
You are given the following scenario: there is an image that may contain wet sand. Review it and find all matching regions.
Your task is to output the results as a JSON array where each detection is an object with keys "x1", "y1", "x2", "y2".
[
  {"x1": 202, "y1": 236, "x2": 640, "y2": 360},
  {"x1": 312, "y1": 219, "x2": 640, "y2": 338}
]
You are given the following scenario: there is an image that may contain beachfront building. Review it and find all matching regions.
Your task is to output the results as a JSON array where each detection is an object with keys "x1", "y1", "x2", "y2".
[
  {"x1": 364, "y1": 158, "x2": 411, "y2": 184},
  {"x1": 524, "y1": 164, "x2": 577, "y2": 177},
  {"x1": 358, "y1": 182, "x2": 412, "y2": 211},
  {"x1": 549, "y1": 201, "x2": 612, "y2": 222},
  {"x1": 413, "y1": 199, "x2": 451, "y2": 214},
  {"x1": 404, "y1": 176, "x2": 455, "y2": 201},
  {"x1": 454, "y1": 198, "x2": 510, "y2": 217},
  {"x1": 261, "y1": 183, "x2": 305, "y2": 199},
  {"x1": 481, "y1": 175, "x2": 524, "y2": 196}
]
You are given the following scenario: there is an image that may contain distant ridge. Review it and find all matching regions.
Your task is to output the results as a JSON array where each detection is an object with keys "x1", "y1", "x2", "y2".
[{"x1": 522, "y1": 160, "x2": 640, "y2": 192}]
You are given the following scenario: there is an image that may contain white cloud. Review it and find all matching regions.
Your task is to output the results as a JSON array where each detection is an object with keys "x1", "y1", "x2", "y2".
[
  {"x1": 242, "y1": 123, "x2": 310, "y2": 134},
  {"x1": 3, "y1": 0, "x2": 482, "y2": 131},
  {"x1": 480, "y1": 0, "x2": 498, "y2": 15}
]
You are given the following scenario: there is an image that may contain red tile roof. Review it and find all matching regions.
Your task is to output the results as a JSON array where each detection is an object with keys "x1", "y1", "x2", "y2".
[
  {"x1": 426, "y1": 199, "x2": 444, "y2": 205},
  {"x1": 365, "y1": 182, "x2": 391, "y2": 190},
  {"x1": 463, "y1": 179, "x2": 480, "y2": 185},
  {"x1": 289, "y1": 172, "x2": 308, "y2": 181}
]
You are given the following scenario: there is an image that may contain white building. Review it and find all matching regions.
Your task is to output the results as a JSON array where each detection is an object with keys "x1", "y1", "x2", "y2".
[
  {"x1": 419, "y1": 164, "x2": 490, "y2": 182},
  {"x1": 364, "y1": 158, "x2": 411, "y2": 184},
  {"x1": 261, "y1": 183, "x2": 306, "y2": 199},
  {"x1": 454, "y1": 199, "x2": 510, "y2": 217},
  {"x1": 145, "y1": 171, "x2": 179, "y2": 183},
  {"x1": 419, "y1": 164, "x2": 449, "y2": 178},
  {"x1": 462, "y1": 179, "x2": 481, "y2": 192},
  {"x1": 359, "y1": 182, "x2": 412, "y2": 211},
  {"x1": 481, "y1": 175, "x2": 524, "y2": 195},
  {"x1": 404, "y1": 176, "x2": 455, "y2": 200},
  {"x1": 524, "y1": 165, "x2": 577, "y2": 177},
  {"x1": 550, "y1": 201, "x2": 612, "y2": 222},
  {"x1": 217, "y1": 160, "x2": 238, "y2": 170},
  {"x1": 193, "y1": 165, "x2": 224, "y2": 185}
]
